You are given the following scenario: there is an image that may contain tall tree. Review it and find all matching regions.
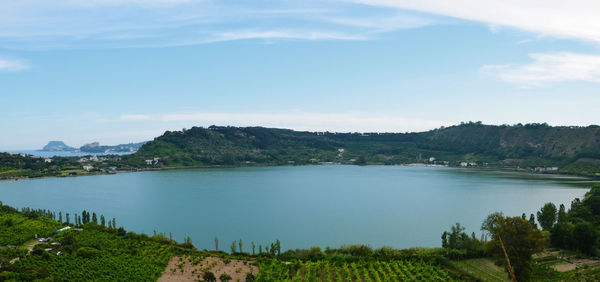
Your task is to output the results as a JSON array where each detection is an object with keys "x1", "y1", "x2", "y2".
[
  {"x1": 275, "y1": 239, "x2": 281, "y2": 256},
  {"x1": 537, "y1": 203, "x2": 557, "y2": 230},
  {"x1": 557, "y1": 204, "x2": 567, "y2": 222},
  {"x1": 486, "y1": 215, "x2": 546, "y2": 281},
  {"x1": 528, "y1": 214, "x2": 537, "y2": 229},
  {"x1": 573, "y1": 222, "x2": 597, "y2": 255},
  {"x1": 230, "y1": 240, "x2": 237, "y2": 254},
  {"x1": 481, "y1": 212, "x2": 503, "y2": 235}
]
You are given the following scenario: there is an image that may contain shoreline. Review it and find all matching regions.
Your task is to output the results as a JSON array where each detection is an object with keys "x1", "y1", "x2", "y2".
[{"x1": 1, "y1": 162, "x2": 596, "y2": 183}]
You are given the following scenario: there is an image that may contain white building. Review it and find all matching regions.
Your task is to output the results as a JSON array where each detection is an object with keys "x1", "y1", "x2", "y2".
[{"x1": 83, "y1": 165, "x2": 94, "y2": 171}]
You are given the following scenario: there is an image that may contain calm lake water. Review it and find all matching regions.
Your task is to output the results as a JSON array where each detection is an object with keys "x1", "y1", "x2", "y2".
[{"x1": 0, "y1": 165, "x2": 592, "y2": 251}]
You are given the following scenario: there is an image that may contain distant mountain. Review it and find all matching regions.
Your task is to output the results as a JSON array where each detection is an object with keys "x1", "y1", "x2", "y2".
[
  {"x1": 79, "y1": 141, "x2": 147, "y2": 153},
  {"x1": 128, "y1": 123, "x2": 600, "y2": 176},
  {"x1": 41, "y1": 141, "x2": 76, "y2": 151}
]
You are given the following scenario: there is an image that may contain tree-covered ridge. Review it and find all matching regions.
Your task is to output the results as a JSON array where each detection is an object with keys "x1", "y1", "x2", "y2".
[
  {"x1": 128, "y1": 123, "x2": 600, "y2": 176},
  {"x1": 419, "y1": 123, "x2": 600, "y2": 162},
  {"x1": 129, "y1": 126, "x2": 344, "y2": 167},
  {"x1": 1, "y1": 122, "x2": 599, "y2": 179}
]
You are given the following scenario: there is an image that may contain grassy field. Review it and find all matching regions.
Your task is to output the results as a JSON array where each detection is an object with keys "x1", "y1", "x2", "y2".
[{"x1": 450, "y1": 258, "x2": 509, "y2": 282}]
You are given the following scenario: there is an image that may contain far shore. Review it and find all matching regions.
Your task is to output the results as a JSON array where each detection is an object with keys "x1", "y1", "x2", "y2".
[{"x1": 1, "y1": 162, "x2": 597, "y2": 184}]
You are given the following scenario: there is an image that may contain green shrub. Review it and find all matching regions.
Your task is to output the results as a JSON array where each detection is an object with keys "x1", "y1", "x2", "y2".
[{"x1": 76, "y1": 247, "x2": 100, "y2": 259}]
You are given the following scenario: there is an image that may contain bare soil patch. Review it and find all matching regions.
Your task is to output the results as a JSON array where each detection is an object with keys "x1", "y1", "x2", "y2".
[
  {"x1": 552, "y1": 262, "x2": 577, "y2": 272},
  {"x1": 158, "y1": 256, "x2": 258, "y2": 282}
]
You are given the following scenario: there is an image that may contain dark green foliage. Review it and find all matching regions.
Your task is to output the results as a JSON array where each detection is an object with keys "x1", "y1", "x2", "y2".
[
  {"x1": 76, "y1": 246, "x2": 100, "y2": 258},
  {"x1": 557, "y1": 204, "x2": 567, "y2": 222},
  {"x1": 124, "y1": 123, "x2": 600, "y2": 175},
  {"x1": 549, "y1": 185, "x2": 600, "y2": 256},
  {"x1": 203, "y1": 271, "x2": 216, "y2": 282},
  {"x1": 573, "y1": 222, "x2": 597, "y2": 255},
  {"x1": 230, "y1": 240, "x2": 236, "y2": 254},
  {"x1": 180, "y1": 236, "x2": 194, "y2": 249},
  {"x1": 0, "y1": 209, "x2": 61, "y2": 245},
  {"x1": 0, "y1": 203, "x2": 178, "y2": 281},
  {"x1": 481, "y1": 212, "x2": 503, "y2": 235},
  {"x1": 219, "y1": 273, "x2": 232, "y2": 281},
  {"x1": 485, "y1": 215, "x2": 546, "y2": 282},
  {"x1": 308, "y1": 246, "x2": 325, "y2": 261},
  {"x1": 537, "y1": 203, "x2": 557, "y2": 230},
  {"x1": 529, "y1": 213, "x2": 538, "y2": 229},
  {"x1": 550, "y1": 222, "x2": 575, "y2": 249},
  {"x1": 441, "y1": 223, "x2": 485, "y2": 258}
]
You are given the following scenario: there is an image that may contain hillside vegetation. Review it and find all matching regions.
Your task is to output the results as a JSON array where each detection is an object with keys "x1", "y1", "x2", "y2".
[{"x1": 128, "y1": 123, "x2": 600, "y2": 176}]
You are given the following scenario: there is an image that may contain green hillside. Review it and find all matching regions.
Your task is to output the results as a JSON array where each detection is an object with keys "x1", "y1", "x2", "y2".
[{"x1": 127, "y1": 123, "x2": 600, "y2": 176}]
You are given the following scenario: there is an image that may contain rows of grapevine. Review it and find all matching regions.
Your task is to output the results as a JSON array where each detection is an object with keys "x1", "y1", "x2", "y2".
[
  {"x1": 10, "y1": 228, "x2": 173, "y2": 281},
  {"x1": 256, "y1": 259, "x2": 457, "y2": 281},
  {"x1": 0, "y1": 212, "x2": 61, "y2": 245}
]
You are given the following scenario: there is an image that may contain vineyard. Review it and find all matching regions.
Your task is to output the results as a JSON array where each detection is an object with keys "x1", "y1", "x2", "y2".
[
  {"x1": 7, "y1": 227, "x2": 174, "y2": 281},
  {"x1": 0, "y1": 212, "x2": 61, "y2": 245},
  {"x1": 257, "y1": 258, "x2": 456, "y2": 281}
]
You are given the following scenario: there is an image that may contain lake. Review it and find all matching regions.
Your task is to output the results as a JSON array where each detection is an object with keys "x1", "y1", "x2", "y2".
[{"x1": 0, "y1": 165, "x2": 592, "y2": 251}]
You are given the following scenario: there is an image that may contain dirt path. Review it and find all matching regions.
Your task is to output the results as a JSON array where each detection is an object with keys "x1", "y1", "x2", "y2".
[
  {"x1": 23, "y1": 239, "x2": 43, "y2": 252},
  {"x1": 7, "y1": 239, "x2": 44, "y2": 264}
]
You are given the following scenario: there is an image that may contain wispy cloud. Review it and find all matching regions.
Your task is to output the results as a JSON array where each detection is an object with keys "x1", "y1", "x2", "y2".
[
  {"x1": 117, "y1": 111, "x2": 452, "y2": 133},
  {"x1": 0, "y1": 1, "x2": 436, "y2": 49},
  {"x1": 353, "y1": 0, "x2": 600, "y2": 44},
  {"x1": 205, "y1": 30, "x2": 367, "y2": 43},
  {"x1": 481, "y1": 52, "x2": 600, "y2": 86},
  {"x1": 0, "y1": 57, "x2": 29, "y2": 72}
]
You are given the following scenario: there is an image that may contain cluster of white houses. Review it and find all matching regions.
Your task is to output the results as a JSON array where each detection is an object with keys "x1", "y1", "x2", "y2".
[
  {"x1": 145, "y1": 157, "x2": 160, "y2": 165},
  {"x1": 77, "y1": 156, "x2": 121, "y2": 171},
  {"x1": 533, "y1": 167, "x2": 559, "y2": 172}
]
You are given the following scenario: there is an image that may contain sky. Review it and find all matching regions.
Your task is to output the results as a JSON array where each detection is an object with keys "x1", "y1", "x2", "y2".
[{"x1": 1, "y1": 0, "x2": 600, "y2": 149}]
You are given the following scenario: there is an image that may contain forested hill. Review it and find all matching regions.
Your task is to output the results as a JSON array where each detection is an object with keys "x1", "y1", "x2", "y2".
[{"x1": 127, "y1": 123, "x2": 600, "y2": 176}]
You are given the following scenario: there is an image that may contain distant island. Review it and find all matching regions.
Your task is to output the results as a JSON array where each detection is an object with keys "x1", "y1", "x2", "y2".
[
  {"x1": 40, "y1": 141, "x2": 147, "y2": 154},
  {"x1": 42, "y1": 141, "x2": 76, "y2": 151}
]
